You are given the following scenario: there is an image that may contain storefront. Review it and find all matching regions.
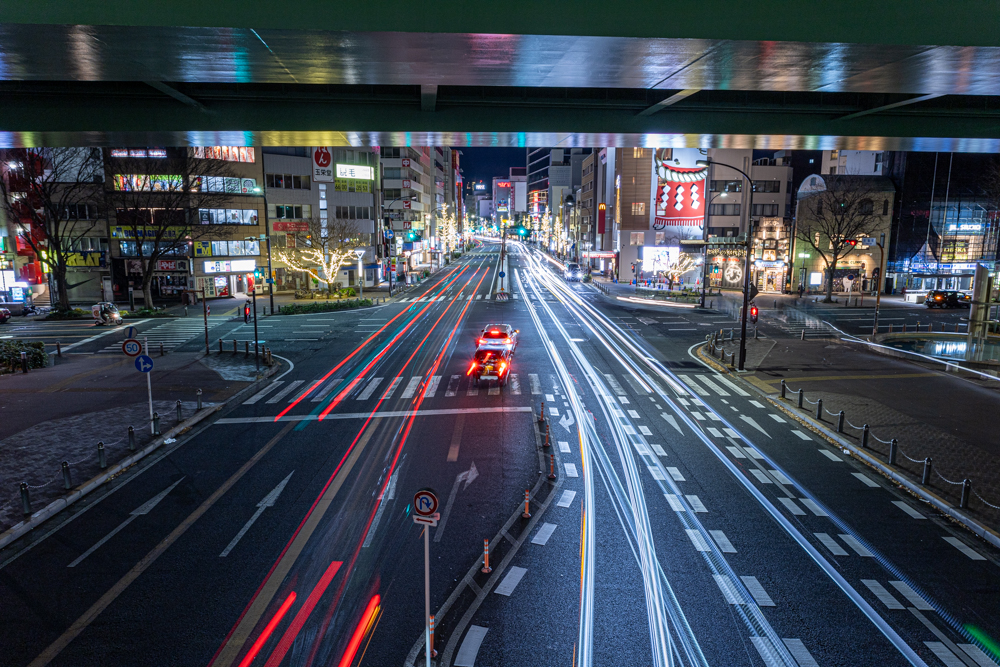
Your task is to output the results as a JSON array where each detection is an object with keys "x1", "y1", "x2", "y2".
[
  {"x1": 197, "y1": 258, "x2": 257, "y2": 297},
  {"x1": 582, "y1": 250, "x2": 617, "y2": 276},
  {"x1": 707, "y1": 244, "x2": 746, "y2": 290},
  {"x1": 754, "y1": 260, "x2": 788, "y2": 293}
]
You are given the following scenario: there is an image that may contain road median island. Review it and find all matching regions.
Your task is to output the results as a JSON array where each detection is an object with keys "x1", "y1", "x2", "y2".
[
  {"x1": 695, "y1": 341, "x2": 1000, "y2": 550},
  {"x1": 0, "y1": 353, "x2": 284, "y2": 550}
]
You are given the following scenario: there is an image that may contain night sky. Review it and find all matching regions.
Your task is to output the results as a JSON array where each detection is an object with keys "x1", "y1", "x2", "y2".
[{"x1": 459, "y1": 147, "x2": 526, "y2": 193}]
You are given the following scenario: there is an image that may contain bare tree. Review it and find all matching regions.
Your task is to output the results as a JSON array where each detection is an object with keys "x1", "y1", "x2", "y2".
[
  {"x1": 273, "y1": 216, "x2": 365, "y2": 294},
  {"x1": 0, "y1": 148, "x2": 105, "y2": 310},
  {"x1": 796, "y1": 175, "x2": 888, "y2": 302},
  {"x1": 103, "y1": 151, "x2": 248, "y2": 309}
]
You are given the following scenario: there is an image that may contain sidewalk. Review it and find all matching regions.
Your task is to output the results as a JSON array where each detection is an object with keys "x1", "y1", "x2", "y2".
[
  {"x1": 0, "y1": 351, "x2": 262, "y2": 532},
  {"x1": 708, "y1": 336, "x2": 1000, "y2": 530}
]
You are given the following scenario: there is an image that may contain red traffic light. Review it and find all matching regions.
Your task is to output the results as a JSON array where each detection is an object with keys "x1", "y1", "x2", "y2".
[
  {"x1": 844, "y1": 239, "x2": 858, "y2": 246},
  {"x1": 750, "y1": 305, "x2": 759, "y2": 323}
]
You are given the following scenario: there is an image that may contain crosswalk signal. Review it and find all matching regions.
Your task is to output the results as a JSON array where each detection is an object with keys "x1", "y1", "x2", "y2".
[{"x1": 750, "y1": 304, "x2": 759, "y2": 323}]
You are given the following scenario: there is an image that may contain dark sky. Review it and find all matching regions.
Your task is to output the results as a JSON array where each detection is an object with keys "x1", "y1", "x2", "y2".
[{"x1": 458, "y1": 147, "x2": 525, "y2": 193}]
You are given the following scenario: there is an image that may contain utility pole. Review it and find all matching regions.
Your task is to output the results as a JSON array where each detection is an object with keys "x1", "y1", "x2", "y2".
[{"x1": 872, "y1": 233, "x2": 886, "y2": 337}]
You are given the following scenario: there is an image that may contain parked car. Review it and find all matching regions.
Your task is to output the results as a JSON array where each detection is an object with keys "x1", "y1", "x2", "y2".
[
  {"x1": 0, "y1": 307, "x2": 10, "y2": 324},
  {"x1": 925, "y1": 290, "x2": 971, "y2": 308}
]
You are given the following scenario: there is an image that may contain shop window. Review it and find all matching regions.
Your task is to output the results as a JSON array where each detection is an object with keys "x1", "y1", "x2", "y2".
[
  {"x1": 631, "y1": 202, "x2": 645, "y2": 215},
  {"x1": 630, "y1": 232, "x2": 644, "y2": 245},
  {"x1": 859, "y1": 199, "x2": 874, "y2": 215},
  {"x1": 709, "y1": 203, "x2": 741, "y2": 216}
]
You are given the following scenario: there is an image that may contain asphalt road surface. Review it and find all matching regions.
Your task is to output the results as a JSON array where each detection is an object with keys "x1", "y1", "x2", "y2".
[{"x1": 2, "y1": 241, "x2": 998, "y2": 667}]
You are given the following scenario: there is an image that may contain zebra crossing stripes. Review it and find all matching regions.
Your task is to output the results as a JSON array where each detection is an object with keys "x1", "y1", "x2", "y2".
[
  {"x1": 357, "y1": 377, "x2": 383, "y2": 400},
  {"x1": 244, "y1": 381, "x2": 285, "y2": 405},
  {"x1": 99, "y1": 316, "x2": 229, "y2": 353},
  {"x1": 267, "y1": 380, "x2": 303, "y2": 404}
]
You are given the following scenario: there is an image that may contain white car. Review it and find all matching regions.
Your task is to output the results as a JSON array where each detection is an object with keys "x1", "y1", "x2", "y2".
[{"x1": 564, "y1": 263, "x2": 583, "y2": 281}]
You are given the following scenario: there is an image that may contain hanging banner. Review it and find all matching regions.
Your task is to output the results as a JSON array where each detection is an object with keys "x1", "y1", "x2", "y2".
[{"x1": 652, "y1": 148, "x2": 708, "y2": 244}]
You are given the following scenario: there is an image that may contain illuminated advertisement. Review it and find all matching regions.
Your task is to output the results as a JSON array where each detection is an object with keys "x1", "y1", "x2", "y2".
[
  {"x1": 652, "y1": 148, "x2": 708, "y2": 243},
  {"x1": 644, "y1": 247, "x2": 678, "y2": 273},
  {"x1": 203, "y1": 259, "x2": 256, "y2": 274},
  {"x1": 474, "y1": 183, "x2": 486, "y2": 191},
  {"x1": 113, "y1": 174, "x2": 183, "y2": 192},
  {"x1": 336, "y1": 164, "x2": 373, "y2": 180},
  {"x1": 192, "y1": 146, "x2": 255, "y2": 162}
]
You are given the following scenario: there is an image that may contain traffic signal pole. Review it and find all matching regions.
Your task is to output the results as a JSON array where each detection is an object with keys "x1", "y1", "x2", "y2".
[{"x1": 739, "y1": 220, "x2": 754, "y2": 370}]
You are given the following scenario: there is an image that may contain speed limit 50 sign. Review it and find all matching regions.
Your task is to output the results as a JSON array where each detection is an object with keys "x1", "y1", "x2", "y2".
[{"x1": 122, "y1": 338, "x2": 142, "y2": 357}]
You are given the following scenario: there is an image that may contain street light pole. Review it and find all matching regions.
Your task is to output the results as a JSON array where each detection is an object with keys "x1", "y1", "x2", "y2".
[
  {"x1": 253, "y1": 187, "x2": 275, "y2": 314},
  {"x1": 872, "y1": 233, "x2": 886, "y2": 337}
]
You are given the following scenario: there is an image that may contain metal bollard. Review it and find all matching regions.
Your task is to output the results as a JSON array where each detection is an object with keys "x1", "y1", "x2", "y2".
[
  {"x1": 888, "y1": 439, "x2": 897, "y2": 466},
  {"x1": 152, "y1": 412, "x2": 161, "y2": 436},
  {"x1": 800, "y1": 330, "x2": 806, "y2": 340},
  {"x1": 921, "y1": 457, "x2": 932, "y2": 485},
  {"x1": 960, "y1": 479, "x2": 971, "y2": 509},
  {"x1": 62, "y1": 461, "x2": 72, "y2": 490},
  {"x1": 20, "y1": 482, "x2": 31, "y2": 516},
  {"x1": 98, "y1": 441, "x2": 106, "y2": 469},
  {"x1": 128, "y1": 425, "x2": 136, "y2": 451},
  {"x1": 816, "y1": 398, "x2": 823, "y2": 420},
  {"x1": 780, "y1": 380, "x2": 786, "y2": 399},
  {"x1": 902, "y1": 323, "x2": 907, "y2": 333},
  {"x1": 797, "y1": 389, "x2": 804, "y2": 409},
  {"x1": 219, "y1": 339, "x2": 223, "y2": 353},
  {"x1": 837, "y1": 411, "x2": 845, "y2": 433},
  {"x1": 56, "y1": 341, "x2": 62, "y2": 357},
  {"x1": 176, "y1": 399, "x2": 183, "y2": 422},
  {"x1": 197, "y1": 388, "x2": 203, "y2": 410},
  {"x1": 245, "y1": 341, "x2": 250, "y2": 358},
  {"x1": 20, "y1": 351, "x2": 28, "y2": 373},
  {"x1": 861, "y1": 424, "x2": 869, "y2": 448},
  {"x1": 233, "y1": 339, "x2": 237, "y2": 354},
  {"x1": 754, "y1": 327, "x2": 758, "y2": 339},
  {"x1": 160, "y1": 341, "x2": 164, "y2": 356}
]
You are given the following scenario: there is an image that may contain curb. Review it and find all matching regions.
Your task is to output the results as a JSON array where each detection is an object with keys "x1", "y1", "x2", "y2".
[
  {"x1": 0, "y1": 362, "x2": 282, "y2": 552},
  {"x1": 695, "y1": 342, "x2": 1000, "y2": 552}
]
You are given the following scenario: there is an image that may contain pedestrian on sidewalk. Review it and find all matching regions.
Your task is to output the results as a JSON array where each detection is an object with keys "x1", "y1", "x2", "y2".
[
  {"x1": 243, "y1": 299, "x2": 251, "y2": 323},
  {"x1": 798, "y1": 283, "x2": 804, "y2": 298}
]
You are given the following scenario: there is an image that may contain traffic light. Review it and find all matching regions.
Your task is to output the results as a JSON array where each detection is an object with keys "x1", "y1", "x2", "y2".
[
  {"x1": 516, "y1": 226, "x2": 527, "y2": 236},
  {"x1": 253, "y1": 267, "x2": 263, "y2": 280},
  {"x1": 406, "y1": 231, "x2": 422, "y2": 242},
  {"x1": 844, "y1": 239, "x2": 858, "y2": 247},
  {"x1": 750, "y1": 304, "x2": 759, "y2": 323}
]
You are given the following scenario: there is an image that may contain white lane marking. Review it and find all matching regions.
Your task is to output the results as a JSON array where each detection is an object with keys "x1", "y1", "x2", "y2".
[
  {"x1": 509, "y1": 374, "x2": 521, "y2": 395},
  {"x1": 665, "y1": 494, "x2": 685, "y2": 512},
  {"x1": 740, "y1": 576, "x2": 775, "y2": 606},
  {"x1": 494, "y1": 566, "x2": 528, "y2": 596},
  {"x1": 726, "y1": 446, "x2": 747, "y2": 459},
  {"x1": 617, "y1": 395, "x2": 630, "y2": 404},
  {"x1": 660, "y1": 412, "x2": 684, "y2": 434},
  {"x1": 818, "y1": 449, "x2": 843, "y2": 462},
  {"x1": 679, "y1": 375, "x2": 709, "y2": 396},
  {"x1": 706, "y1": 427, "x2": 723, "y2": 438},
  {"x1": 861, "y1": 580, "x2": 904, "y2": 610},
  {"x1": 402, "y1": 376, "x2": 422, "y2": 398},
  {"x1": 685, "y1": 495, "x2": 707, "y2": 512},
  {"x1": 529, "y1": 374, "x2": 541, "y2": 394},
  {"x1": 623, "y1": 375, "x2": 651, "y2": 394},
  {"x1": 556, "y1": 490, "x2": 576, "y2": 508},
  {"x1": 768, "y1": 414, "x2": 786, "y2": 423},
  {"x1": 623, "y1": 425, "x2": 636, "y2": 435},
  {"x1": 706, "y1": 412, "x2": 721, "y2": 422},
  {"x1": 691, "y1": 412, "x2": 705, "y2": 421},
  {"x1": 558, "y1": 440, "x2": 571, "y2": 453},
  {"x1": 957, "y1": 643, "x2": 999, "y2": 667},
  {"x1": 603, "y1": 373, "x2": 626, "y2": 394},
  {"x1": 454, "y1": 625, "x2": 489, "y2": 667},
  {"x1": 750, "y1": 637, "x2": 784, "y2": 666},
  {"x1": 746, "y1": 447, "x2": 765, "y2": 460},
  {"x1": 769, "y1": 470, "x2": 793, "y2": 485},
  {"x1": 638, "y1": 425, "x2": 653, "y2": 436},
  {"x1": 943, "y1": 536, "x2": 987, "y2": 560},
  {"x1": 709, "y1": 530, "x2": 737, "y2": 553},
  {"x1": 782, "y1": 639, "x2": 820, "y2": 667},
  {"x1": 749, "y1": 400, "x2": 765, "y2": 408},
  {"x1": 434, "y1": 462, "x2": 478, "y2": 543},
  {"x1": 425, "y1": 375, "x2": 442, "y2": 397},
  {"x1": 475, "y1": 294, "x2": 483, "y2": 300},
  {"x1": 791, "y1": 430, "x2": 813, "y2": 440},
  {"x1": 545, "y1": 393, "x2": 555, "y2": 402},
  {"x1": 686, "y1": 529, "x2": 711, "y2": 551},
  {"x1": 889, "y1": 581, "x2": 933, "y2": 610},
  {"x1": 779, "y1": 497, "x2": 806, "y2": 515},
  {"x1": 651, "y1": 444, "x2": 668, "y2": 456},
  {"x1": 467, "y1": 380, "x2": 479, "y2": 396},
  {"x1": 815, "y1": 533, "x2": 849, "y2": 556},
  {"x1": 363, "y1": 469, "x2": 399, "y2": 548},
  {"x1": 750, "y1": 469, "x2": 772, "y2": 484},
  {"x1": 839, "y1": 533, "x2": 874, "y2": 557},
  {"x1": 627, "y1": 409, "x2": 641, "y2": 418},
  {"x1": 800, "y1": 498, "x2": 829, "y2": 516},
  {"x1": 714, "y1": 375, "x2": 751, "y2": 396},
  {"x1": 488, "y1": 384, "x2": 500, "y2": 396},
  {"x1": 564, "y1": 463, "x2": 579, "y2": 477},
  {"x1": 548, "y1": 407, "x2": 559, "y2": 416},
  {"x1": 311, "y1": 376, "x2": 344, "y2": 402},
  {"x1": 696, "y1": 374, "x2": 730, "y2": 396},
  {"x1": 381, "y1": 376, "x2": 402, "y2": 399},
  {"x1": 678, "y1": 398, "x2": 690, "y2": 406},
  {"x1": 712, "y1": 574, "x2": 745, "y2": 603},
  {"x1": 243, "y1": 381, "x2": 284, "y2": 405},
  {"x1": 890, "y1": 501, "x2": 925, "y2": 519},
  {"x1": 220, "y1": 472, "x2": 294, "y2": 557},
  {"x1": 647, "y1": 466, "x2": 665, "y2": 481},
  {"x1": 925, "y1": 642, "x2": 969, "y2": 667},
  {"x1": 267, "y1": 380, "x2": 303, "y2": 404},
  {"x1": 357, "y1": 377, "x2": 384, "y2": 400},
  {"x1": 531, "y1": 523, "x2": 558, "y2": 546},
  {"x1": 740, "y1": 415, "x2": 771, "y2": 438},
  {"x1": 68, "y1": 478, "x2": 185, "y2": 568},
  {"x1": 445, "y1": 375, "x2": 461, "y2": 397},
  {"x1": 852, "y1": 472, "x2": 880, "y2": 488},
  {"x1": 665, "y1": 467, "x2": 685, "y2": 481},
  {"x1": 723, "y1": 428, "x2": 740, "y2": 438}
]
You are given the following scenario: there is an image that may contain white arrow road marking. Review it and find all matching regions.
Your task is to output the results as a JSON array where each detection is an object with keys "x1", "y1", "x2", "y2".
[
  {"x1": 434, "y1": 462, "x2": 478, "y2": 543},
  {"x1": 559, "y1": 411, "x2": 575, "y2": 432},
  {"x1": 68, "y1": 477, "x2": 185, "y2": 568},
  {"x1": 660, "y1": 412, "x2": 684, "y2": 435},
  {"x1": 219, "y1": 471, "x2": 293, "y2": 557},
  {"x1": 363, "y1": 469, "x2": 399, "y2": 548},
  {"x1": 740, "y1": 415, "x2": 771, "y2": 438}
]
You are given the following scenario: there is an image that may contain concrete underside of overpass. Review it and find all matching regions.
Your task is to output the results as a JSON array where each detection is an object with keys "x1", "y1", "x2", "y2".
[{"x1": 2, "y1": 1, "x2": 1000, "y2": 149}]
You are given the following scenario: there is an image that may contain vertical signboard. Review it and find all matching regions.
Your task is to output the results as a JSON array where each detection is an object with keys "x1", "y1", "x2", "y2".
[
  {"x1": 313, "y1": 147, "x2": 334, "y2": 182},
  {"x1": 652, "y1": 148, "x2": 709, "y2": 246}
]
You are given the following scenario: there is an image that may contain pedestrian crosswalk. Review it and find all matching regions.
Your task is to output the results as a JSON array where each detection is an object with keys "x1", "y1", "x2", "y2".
[
  {"x1": 396, "y1": 292, "x2": 519, "y2": 303},
  {"x1": 770, "y1": 312, "x2": 836, "y2": 339},
  {"x1": 98, "y1": 316, "x2": 230, "y2": 353}
]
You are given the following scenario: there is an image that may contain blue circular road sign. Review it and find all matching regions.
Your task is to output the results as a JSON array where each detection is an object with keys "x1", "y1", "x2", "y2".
[
  {"x1": 498, "y1": 271, "x2": 506, "y2": 278},
  {"x1": 135, "y1": 355, "x2": 154, "y2": 373},
  {"x1": 384, "y1": 229, "x2": 395, "y2": 239}
]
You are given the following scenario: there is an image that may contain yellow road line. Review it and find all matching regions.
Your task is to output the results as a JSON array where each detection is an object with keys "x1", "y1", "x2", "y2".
[
  {"x1": 210, "y1": 419, "x2": 382, "y2": 667},
  {"x1": 29, "y1": 422, "x2": 296, "y2": 667}
]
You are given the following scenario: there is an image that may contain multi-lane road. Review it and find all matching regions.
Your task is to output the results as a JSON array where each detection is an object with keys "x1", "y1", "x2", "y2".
[{"x1": 1, "y1": 242, "x2": 998, "y2": 667}]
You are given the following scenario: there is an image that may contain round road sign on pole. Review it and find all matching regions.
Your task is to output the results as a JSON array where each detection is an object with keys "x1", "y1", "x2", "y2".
[
  {"x1": 134, "y1": 355, "x2": 154, "y2": 373},
  {"x1": 122, "y1": 338, "x2": 142, "y2": 357},
  {"x1": 413, "y1": 488, "x2": 439, "y2": 516}
]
